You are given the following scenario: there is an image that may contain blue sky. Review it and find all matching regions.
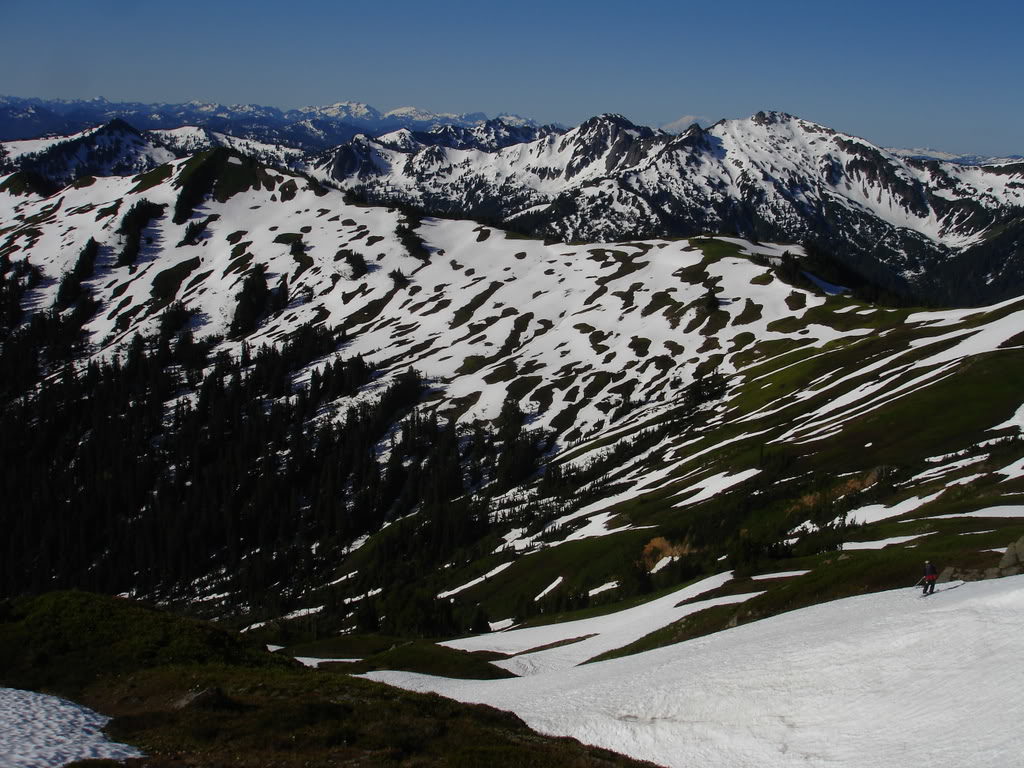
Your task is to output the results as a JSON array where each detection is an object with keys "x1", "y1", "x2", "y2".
[{"x1": 3, "y1": 0, "x2": 1022, "y2": 154}]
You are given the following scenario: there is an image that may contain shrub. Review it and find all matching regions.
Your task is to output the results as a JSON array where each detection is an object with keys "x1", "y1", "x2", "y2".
[
  {"x1": 389, "y1": 268, "x2": 410, "y2": 288},
  {"x1": 340, "y1": 249, "x2": 367, "y2": 278}
]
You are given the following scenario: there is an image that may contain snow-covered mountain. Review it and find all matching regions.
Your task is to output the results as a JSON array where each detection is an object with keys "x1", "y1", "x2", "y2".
[
  {"x1": 150, "y1": 126, "x2": 308, "y2": 168},
  {"x1": 3, "y1": 149, "x2": 1024, "y2": 612},
  {"x1": 393, "y1": 119, "x2": 564, "y2": 152},
  {"x1": 292, "y1": 100, "x2": 383, "y2": 124},
  {"x1": 313, "y1": 111, "x2": 1024, "y2": 305},
  {"x1": 0, "y1": 102, "x2": 76, "y2": 141},
  {"x1": 5, "y1": 96, "x2": 1024, "y2": 768},
  {"x1": 8, "y1": 105, "x2": 1022, "y2": 305},
  {"x1": 2, "y1": 120, "x2": 1024, "y2": 733},
  {"x1": 2, "y1": 118, "x2": 175, "y2": 185},
  {"x1": 1, "y1": 115, "x2": 563, "y2": 195}
]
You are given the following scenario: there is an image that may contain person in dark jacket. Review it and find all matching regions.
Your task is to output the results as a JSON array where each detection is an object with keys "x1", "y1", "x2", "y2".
[{"x1": 923, "y1": 560, "x2": 938, "y2": 595}]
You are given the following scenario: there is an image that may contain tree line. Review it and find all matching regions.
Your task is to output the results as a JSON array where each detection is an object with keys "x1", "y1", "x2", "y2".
[{"x1": 0, "y1": 249, "x2": 553, "y2": 633}]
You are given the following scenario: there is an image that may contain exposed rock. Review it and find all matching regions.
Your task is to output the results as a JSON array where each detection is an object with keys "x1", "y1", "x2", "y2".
[
  {"x1": 948, "y1": 535, "x2": 1024, "y2": 582},
  {"x1": 997, "y1": 536, "x2": 1024, "y2": 569}
]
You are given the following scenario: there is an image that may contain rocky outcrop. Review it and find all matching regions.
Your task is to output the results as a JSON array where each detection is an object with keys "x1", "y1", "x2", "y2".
[
  {"x1": 943, "y1": 535, "x2": 1024, "y2": 582},
  {"x1": 997, "y1": 535, "x2": 1024, "y2": 575}
]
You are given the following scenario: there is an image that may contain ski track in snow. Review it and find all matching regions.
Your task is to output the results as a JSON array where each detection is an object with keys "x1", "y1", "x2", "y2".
[
  {"x1": 0, "y1": 688, "x2": 142, "y2": 767},
  {"x1": 367, "y1": 575, "x2": 1024, "y2": 768}
]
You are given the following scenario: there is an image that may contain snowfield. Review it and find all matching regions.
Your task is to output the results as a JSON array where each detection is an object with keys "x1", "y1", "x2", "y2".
[
  {"x1": 0, "y1": 688, "x2": 142, "y2": 767},
  {"x1": 367, "y1": 575, "x2": 1024, "y2": 768},
  {"x1": 441, "y1": 572, "x2": 758, "y2": 676}
]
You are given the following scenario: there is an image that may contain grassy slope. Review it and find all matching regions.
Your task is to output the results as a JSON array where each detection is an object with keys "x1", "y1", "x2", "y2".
[
  {"x1": 0, "y1": 591, "x2": 657, "y2": 768},
  {"x1": 421, "y1": 250, "x2": 1024, "y2": 663},
  {"x1": 316, "y1": 251, "x2": 1024, "y2": 668}
]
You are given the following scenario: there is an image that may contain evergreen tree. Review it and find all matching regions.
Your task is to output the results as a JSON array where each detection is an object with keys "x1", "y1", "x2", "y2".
[
  {"x1": 117, "y1": 200, "x2": 165, "y2": 267},
  {"x1": 230, "y1": 264, "x2": 269, "y2": 337}
]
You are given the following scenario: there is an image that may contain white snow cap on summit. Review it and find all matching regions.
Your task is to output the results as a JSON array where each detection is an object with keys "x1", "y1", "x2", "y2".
[
  {"x1": 302, "y1": 101, "x2": 382, "y2": 120},
  {"x1": 661, "y1": 114, "x2": 713, "y2": 133}
]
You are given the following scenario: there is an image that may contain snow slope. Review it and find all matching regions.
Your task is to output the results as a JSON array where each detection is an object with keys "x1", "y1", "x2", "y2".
[
  {"x1": 0, "y1": 688, "x2": 142, "y2": 767},
  {"x1": 440, "y1": 572, "x2": 758, "y2": 676},
  {"x1": 151, "y1": 126, "x2": 307, "y2": 167},
  {"x1": 367, "y1": 575, "x2": 1024, "y2": 768},
  {"x1": 1, "y1": 125, "x2": 104, "y2": 161}
]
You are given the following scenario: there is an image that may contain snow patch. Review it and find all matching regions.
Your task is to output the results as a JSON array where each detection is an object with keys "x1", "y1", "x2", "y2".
[
  {"x1": 750, "y1": 570, "x2": 811, "y2": 580},
  {"x1": 926, "y1": 505, "x2": 1024, "y2": 520},
  {"x1": 0, "y1": 688, "x2": 143, "y2": 767},
  {"x1": 587, "y1": 581, "x2": 619, "y2": 597},
  {"x1": 534, "y1": 576, "x2": 564, "y2": 602},
  {"x1": 842, "y1": 532, "x2": 935, "y2": 550},
  {"x1": 437, "y1": 562, "x2": 513, "y2": 599}
]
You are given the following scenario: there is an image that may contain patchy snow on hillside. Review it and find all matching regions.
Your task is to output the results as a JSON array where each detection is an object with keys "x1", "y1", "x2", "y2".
[
  {"x1": 439, "y1": 571, "x2": 756, "y2": 676},
  {"x1": 0, "y1": 688, "x2": 142, "y2": 767},
  {"x1": 367, "y1": 575, "x2": 1024, "y2": 768}
]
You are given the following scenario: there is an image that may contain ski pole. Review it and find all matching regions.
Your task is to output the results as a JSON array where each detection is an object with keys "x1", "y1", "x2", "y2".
[{"x1": 912, "y1": 577, "x2": 923, "y2": 587}]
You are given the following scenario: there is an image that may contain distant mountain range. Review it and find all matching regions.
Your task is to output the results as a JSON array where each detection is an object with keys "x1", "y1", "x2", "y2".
[
  {"x1": 6, "y1": 95, "x2": 1017, "y2": 166},
  {"x1": 886, "y1": 146, "x2": 1024, "y2": 166},
  {"x1": 0, "y1": 95, "x2": 542, "y2": 150}
]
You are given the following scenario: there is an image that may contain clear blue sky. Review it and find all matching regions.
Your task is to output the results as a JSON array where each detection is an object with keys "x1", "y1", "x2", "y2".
[{"x1": 4, "y1": 0, "x2": 1022, "y2": 154}]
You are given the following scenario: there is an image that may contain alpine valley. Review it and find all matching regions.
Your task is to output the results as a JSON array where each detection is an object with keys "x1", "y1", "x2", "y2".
[{"x1": 2, "y1": 101, "x2": 1023, "y2": 768}]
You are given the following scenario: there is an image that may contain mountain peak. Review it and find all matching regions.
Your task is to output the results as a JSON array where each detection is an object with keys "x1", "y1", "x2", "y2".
[
  {"x1": 100, "y1": 117, "x2": 142, "y2": 135},
  {"x1": 585, "y1": 113, "x2": 637, "y2": 128},
  {"x1": 750, "y1": 110, "x2": 799, "y2": 126}
]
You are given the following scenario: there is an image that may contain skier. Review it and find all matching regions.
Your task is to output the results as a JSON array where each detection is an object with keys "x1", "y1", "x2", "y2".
[{"x1": 922, "y1": 560, "x2": 938, "y2": 595}]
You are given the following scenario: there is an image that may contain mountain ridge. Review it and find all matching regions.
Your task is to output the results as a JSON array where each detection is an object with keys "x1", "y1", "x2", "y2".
[{"x1": 315, "y1": 110, "x2": 1024, "y2": 306}]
